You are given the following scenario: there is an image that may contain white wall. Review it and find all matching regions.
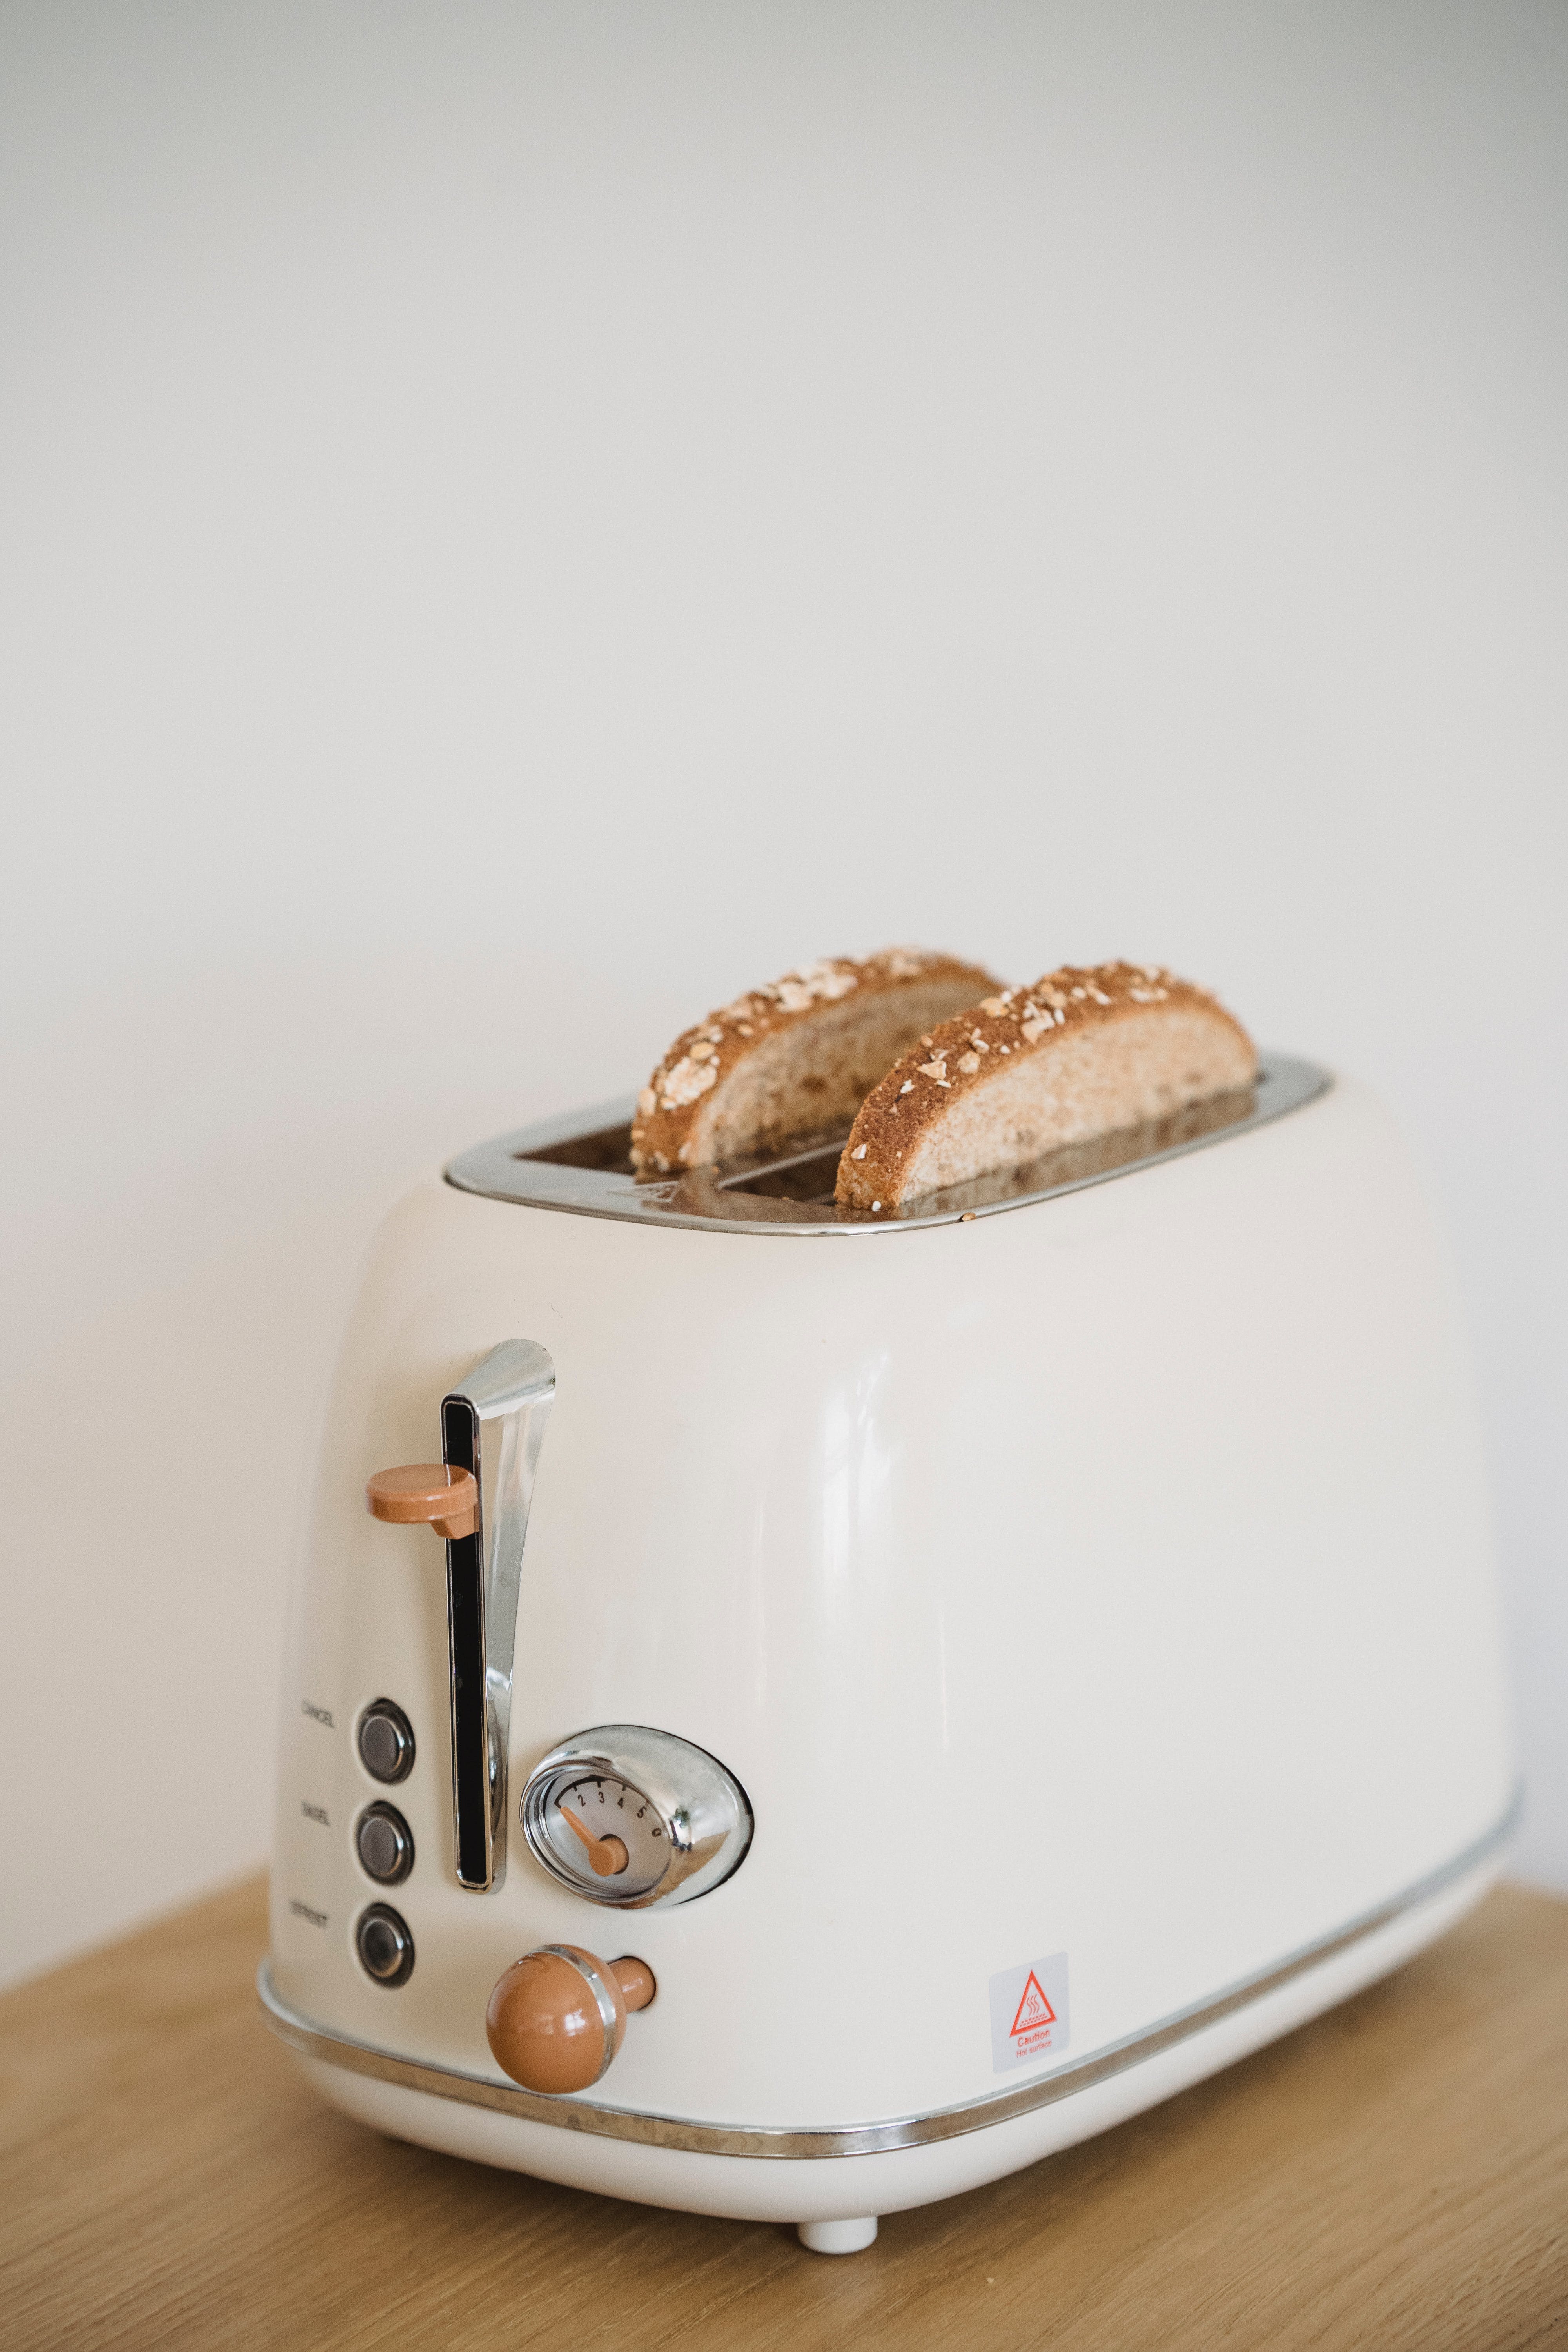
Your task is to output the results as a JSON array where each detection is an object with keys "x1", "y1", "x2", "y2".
[{"x1": 2, "y1": 1, "x2": 1564, "y2": 1989}]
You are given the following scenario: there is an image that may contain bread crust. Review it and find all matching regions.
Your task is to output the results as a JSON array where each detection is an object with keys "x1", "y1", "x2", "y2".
[
  {"x1": 630, "y1": 949, "x2": 995, "y2": 1174},
  {"x1": 835, "y1": 963, "x2": 1257, "y2": 1211}
]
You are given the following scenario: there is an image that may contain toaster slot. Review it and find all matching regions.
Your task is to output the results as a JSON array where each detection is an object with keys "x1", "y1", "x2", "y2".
[
  {"x1": 515, "y1": 1122, "x2": 635, "y2": 1173},
  {"x1": 717, "y1": 1140, "x2": 844, "y2": 1205}
]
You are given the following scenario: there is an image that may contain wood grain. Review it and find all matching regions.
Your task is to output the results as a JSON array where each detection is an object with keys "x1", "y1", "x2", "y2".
[{"x1": 2, "y1": 1879, "x2": 1566, "y2": 2350}]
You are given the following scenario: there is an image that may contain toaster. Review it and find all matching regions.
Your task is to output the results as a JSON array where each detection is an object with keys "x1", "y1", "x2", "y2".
[{"x1": 261, "y1": 1053, "x2": 1516, "y2": 2254}]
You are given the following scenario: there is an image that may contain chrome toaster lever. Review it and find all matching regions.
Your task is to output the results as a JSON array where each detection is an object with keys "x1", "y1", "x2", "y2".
[
  {"x1": 441, "y1": 1339, "x2": 556, "y2": 1891},
  {"x1": 367, "y1": 1339, "x2": 556, "y2": 1893}
]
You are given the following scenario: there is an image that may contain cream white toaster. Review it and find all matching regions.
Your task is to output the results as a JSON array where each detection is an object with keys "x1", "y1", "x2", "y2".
[{"x1": 262, "y1": 1055, "x2": 1516, "y2": 2254}]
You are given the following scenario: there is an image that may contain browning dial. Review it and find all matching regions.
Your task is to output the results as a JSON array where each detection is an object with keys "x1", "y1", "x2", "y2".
[
  {"x1": 540, "y1": 1772, "x2": 671, "y2": 1901},
  {"x1": 520, "y1": 1726, "x2": 751, "y2": 1910}
]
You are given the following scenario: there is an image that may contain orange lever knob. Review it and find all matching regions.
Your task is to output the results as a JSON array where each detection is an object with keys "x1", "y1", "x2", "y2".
[
  {"x1": 366, "y1": 1463, "x2": 479, "y2": 1542},
  {"x1": 486, "y1": 1945, "x2": 656, "y2": 2095}
]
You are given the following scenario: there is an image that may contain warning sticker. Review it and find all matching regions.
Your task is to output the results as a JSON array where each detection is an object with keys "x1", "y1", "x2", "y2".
[{"x1": 988, "y1": 1952, "x2": 1070, "y2": 2073}]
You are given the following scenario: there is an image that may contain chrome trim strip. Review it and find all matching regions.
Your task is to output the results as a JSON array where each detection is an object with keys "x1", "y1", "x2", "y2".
[
  {"x1": 260, "y1": 1791, "x2": 1517, "y2": 2161},
  {"x1": 540, "y1": 1945, "x2": 623, "y2": 2085},
  {"x1": 442, "y1": 1054, "x2": 1332, "y2": 1236}
]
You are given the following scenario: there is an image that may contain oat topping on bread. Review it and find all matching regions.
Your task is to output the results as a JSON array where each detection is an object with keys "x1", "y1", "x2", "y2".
[
  {"x1": 834, "y1": 963, "x2": 1256, "y2": 1211},
  {"x1": 631, "y1": 949, "x2": 996, "y2": 1174}
]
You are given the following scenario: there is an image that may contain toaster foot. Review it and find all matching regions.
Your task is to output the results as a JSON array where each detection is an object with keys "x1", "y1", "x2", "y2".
[{"x1": 797, "y1": 2217, "x2": 878, "y2": 2256}]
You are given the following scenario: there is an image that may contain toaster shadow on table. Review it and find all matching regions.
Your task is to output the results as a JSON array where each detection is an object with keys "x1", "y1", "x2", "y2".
[{"x1": 261, "y1": 1054, "x2": 1517, "y2": 2255}]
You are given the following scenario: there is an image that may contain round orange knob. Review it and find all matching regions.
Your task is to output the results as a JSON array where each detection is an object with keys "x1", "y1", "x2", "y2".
[
  {"x1": 366, "y1": 1463, "x2": 479, "y2": 1541},
  {"x1": 486, "y1": 1945, "x2": 656, "y2": 2095}
]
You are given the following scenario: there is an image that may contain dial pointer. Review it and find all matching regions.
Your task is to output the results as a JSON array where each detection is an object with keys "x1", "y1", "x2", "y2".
[{"x1": 558, "y1": 1801, "x2": 629, "y2": 1878}]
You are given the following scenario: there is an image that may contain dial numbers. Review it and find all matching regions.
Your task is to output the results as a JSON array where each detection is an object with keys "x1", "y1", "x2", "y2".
[{"x1": 537, "y1": 1773, "x2": 671, "y2": 1900}]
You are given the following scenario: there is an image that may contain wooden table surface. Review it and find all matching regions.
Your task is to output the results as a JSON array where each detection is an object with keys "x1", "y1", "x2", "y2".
[{"x1": 2, "y1": 1877, "x2": 1566, "y2": 2351}]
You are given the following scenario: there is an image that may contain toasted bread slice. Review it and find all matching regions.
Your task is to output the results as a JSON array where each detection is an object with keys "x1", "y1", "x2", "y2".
[
  {"x1": 835, "y1": 962, "x2": 1256, "y2": 1211},
  {"x1": 631, "y1": 949, "x2": 996, "y2": 1174}
]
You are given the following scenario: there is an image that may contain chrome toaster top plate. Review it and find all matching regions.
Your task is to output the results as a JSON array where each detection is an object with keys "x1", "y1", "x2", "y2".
[{"x1": 444, "y1": 1054, "x2": 1330, "y2": 1236}]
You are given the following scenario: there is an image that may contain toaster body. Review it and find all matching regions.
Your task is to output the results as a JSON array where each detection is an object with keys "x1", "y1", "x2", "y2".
[{"x1": 264, "y1": 1061, "x2": 1515, "y2": 2245}]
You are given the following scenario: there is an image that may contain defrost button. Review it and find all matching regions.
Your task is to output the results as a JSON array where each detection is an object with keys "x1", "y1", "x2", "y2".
[{"x1": 356, "y1": 1904, "x2": 415, "y2": 1986}]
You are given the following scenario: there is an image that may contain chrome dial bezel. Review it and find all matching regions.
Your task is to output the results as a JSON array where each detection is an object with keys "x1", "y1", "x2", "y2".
[{"x1": 520, "y1": 1725, "x2": 752, "y2": 1909}]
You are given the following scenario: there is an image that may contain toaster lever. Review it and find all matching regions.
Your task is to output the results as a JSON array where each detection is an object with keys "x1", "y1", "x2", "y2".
[
  {"x1": 364, "y1": 1341, "x2": 555, "y2": 1895},
  {"x1": 439, "y1": 1340, "x2": 557, "y2": 1895},
  {"x1": 365, "y1": 1465, "x2": 479, "y2": 1541}
]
